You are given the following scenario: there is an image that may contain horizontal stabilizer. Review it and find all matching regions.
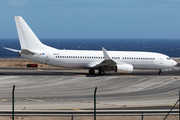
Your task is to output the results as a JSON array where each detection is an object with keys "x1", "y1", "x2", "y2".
[{"x1": 3, "y1": 46, "x2": 19, "y2": 52}]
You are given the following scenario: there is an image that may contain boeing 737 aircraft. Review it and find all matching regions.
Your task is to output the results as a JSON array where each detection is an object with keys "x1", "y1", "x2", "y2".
[{"x1": 3, "y1": 16, "x2": 177, "y2": 75}]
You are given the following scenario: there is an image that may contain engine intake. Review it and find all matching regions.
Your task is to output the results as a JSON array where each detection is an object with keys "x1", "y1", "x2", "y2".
[{"x1": 115, "y1": 64, "x2": 133, "y2": 73}]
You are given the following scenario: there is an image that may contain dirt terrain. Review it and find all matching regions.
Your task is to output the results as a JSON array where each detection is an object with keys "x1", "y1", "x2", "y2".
[{"x1": 0, "y1": 59, "x2": 52, "y2": 68}]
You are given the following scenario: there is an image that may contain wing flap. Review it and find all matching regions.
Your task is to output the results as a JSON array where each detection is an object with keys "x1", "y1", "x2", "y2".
[{"x1": 96, "y1": 60, "x2": 116, "y2": 67}]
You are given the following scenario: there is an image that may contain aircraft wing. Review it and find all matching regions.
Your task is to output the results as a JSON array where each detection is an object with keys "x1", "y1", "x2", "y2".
[
  {"x1": 94, "y1": 59, "x2": 116, "y2": 68},
  {"x1": 96, "y1": 47, "x2": 116, "y2": 67},
  {"x1": 3, "y1": 45, "x2": 35, "y2": 55},
  {"x1": 87, "y1": 47, "x2": 116, "y2": 69}
]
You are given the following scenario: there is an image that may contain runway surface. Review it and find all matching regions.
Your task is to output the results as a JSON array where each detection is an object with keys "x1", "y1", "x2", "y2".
[
  {"x1": 0, "y1": 63, "x2": 180, "y2": 76},
  {"x1": 0, "y1": 64, "x2": 180, "y2": 111}
]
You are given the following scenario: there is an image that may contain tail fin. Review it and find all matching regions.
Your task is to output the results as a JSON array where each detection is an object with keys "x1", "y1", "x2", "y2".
[{"x1": 14, "y1": 16, "x2": 55, "y2": 50}]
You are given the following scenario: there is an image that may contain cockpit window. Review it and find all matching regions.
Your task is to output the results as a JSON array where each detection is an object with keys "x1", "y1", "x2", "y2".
[{"x1": 167, "y1": 57, "x2": 171, "y2": 60}]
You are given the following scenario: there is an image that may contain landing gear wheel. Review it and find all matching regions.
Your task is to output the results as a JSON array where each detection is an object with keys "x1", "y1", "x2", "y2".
[
  {"x1": 158, "y1": 72, "x2": 163, "y2": 75},
  {"x1": 89, "y1": 69, "x2": 95, "y2": 75},
  {"x1": 98, "y1": 69, "x2": 105, "y2": 75},
  {"x1": 158, "y1": 69, "x2": 163, "y2": 75}
]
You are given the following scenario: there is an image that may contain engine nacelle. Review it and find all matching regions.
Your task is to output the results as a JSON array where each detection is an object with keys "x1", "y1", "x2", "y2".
[{"x1": 115, "y1": 64, "x2": 133, "y2": 73}]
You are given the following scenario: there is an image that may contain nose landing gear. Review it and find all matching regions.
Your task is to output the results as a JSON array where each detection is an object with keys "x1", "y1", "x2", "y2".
[{"x1": 158, "y1": 69, "x2": 162, "y2": 75}]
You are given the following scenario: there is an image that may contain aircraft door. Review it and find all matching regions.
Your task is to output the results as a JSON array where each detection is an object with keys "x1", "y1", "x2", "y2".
[
  {"x1": 160, "y1": 58, "x2": 163, "y2": 64},
  {"x1": 45, "y1": 53, "x2": 50, "y2": 62}
]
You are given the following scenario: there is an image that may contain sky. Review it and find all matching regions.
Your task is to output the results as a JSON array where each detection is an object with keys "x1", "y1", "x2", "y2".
[{"x1": 0, "y1": 0, "x2": 180, "y2": 39}]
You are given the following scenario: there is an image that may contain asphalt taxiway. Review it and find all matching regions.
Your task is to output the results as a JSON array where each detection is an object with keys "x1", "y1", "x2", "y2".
[
  {"x1": 0, "y1": 64, "x2": 180, "y2": 111},
  {"x1": 0, "y1": 63, "x2": 180, "y2": 76}
]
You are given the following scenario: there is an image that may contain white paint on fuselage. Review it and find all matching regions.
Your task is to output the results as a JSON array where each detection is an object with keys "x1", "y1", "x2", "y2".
[
  {"x1": 20, "y1": 49, "x2": 177, "y2": 70},
  {"x1": 13, "y1": 16, "x2": 177, "y2": 74}
]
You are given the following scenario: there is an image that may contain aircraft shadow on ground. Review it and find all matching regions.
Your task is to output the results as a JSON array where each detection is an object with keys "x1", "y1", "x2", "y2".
[{"x1": 0, "y1": 69, "x2": 178, "y2": 76}]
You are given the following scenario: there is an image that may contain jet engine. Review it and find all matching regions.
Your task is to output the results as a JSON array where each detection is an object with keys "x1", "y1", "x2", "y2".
[{"x1": 115, "y1": 63, "x2": 133, "y2": 73}]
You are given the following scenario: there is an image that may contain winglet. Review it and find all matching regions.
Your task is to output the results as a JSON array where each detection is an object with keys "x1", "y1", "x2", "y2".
[{"x1": 102, "y1": 47, "x2": 111, "y2": 60}]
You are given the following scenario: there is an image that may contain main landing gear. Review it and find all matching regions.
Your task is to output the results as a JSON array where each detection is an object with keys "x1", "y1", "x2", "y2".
[
  {"x1": 88, "y1": 69, "x2": 105, "y2": 75},
  {"x1": 158, "y1": 69, "x2": 163, "y2": 75},
  {"x1": 89, "y1": 69, "x2": 95, "y2": 75},
  {"x1": 98, "y1": 69, "x2": 105, "y2": 75}
]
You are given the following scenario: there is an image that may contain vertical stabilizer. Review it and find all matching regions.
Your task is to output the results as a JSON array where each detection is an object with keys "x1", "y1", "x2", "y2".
[{"x1": 14, "y1": 16, "x2": 53, "y2": 50}]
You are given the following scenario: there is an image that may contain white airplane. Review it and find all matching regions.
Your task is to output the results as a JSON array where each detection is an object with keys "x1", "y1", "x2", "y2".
[{"x1": 3, "y1": 16, "x2": 177, "y2": 75}]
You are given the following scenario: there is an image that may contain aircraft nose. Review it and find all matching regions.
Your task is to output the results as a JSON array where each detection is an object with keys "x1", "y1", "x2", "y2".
[{"x1": 172, "y1": 60, "x2": 177, "y2": 66}]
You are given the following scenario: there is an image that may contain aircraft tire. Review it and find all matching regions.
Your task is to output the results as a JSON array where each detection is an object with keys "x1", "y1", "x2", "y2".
[
  {"x1": 158, "y1": 69, "x2": 163, "y2": 75},
  {"x1": 98, "y1": 70, "x2": 105, "y2": 75},
  {"x1": 158, "y1": 72, "x2": 163, "y2": 75},
  {"x1": 89, "y1": 69, "x2": 95, "y2": 75}
]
